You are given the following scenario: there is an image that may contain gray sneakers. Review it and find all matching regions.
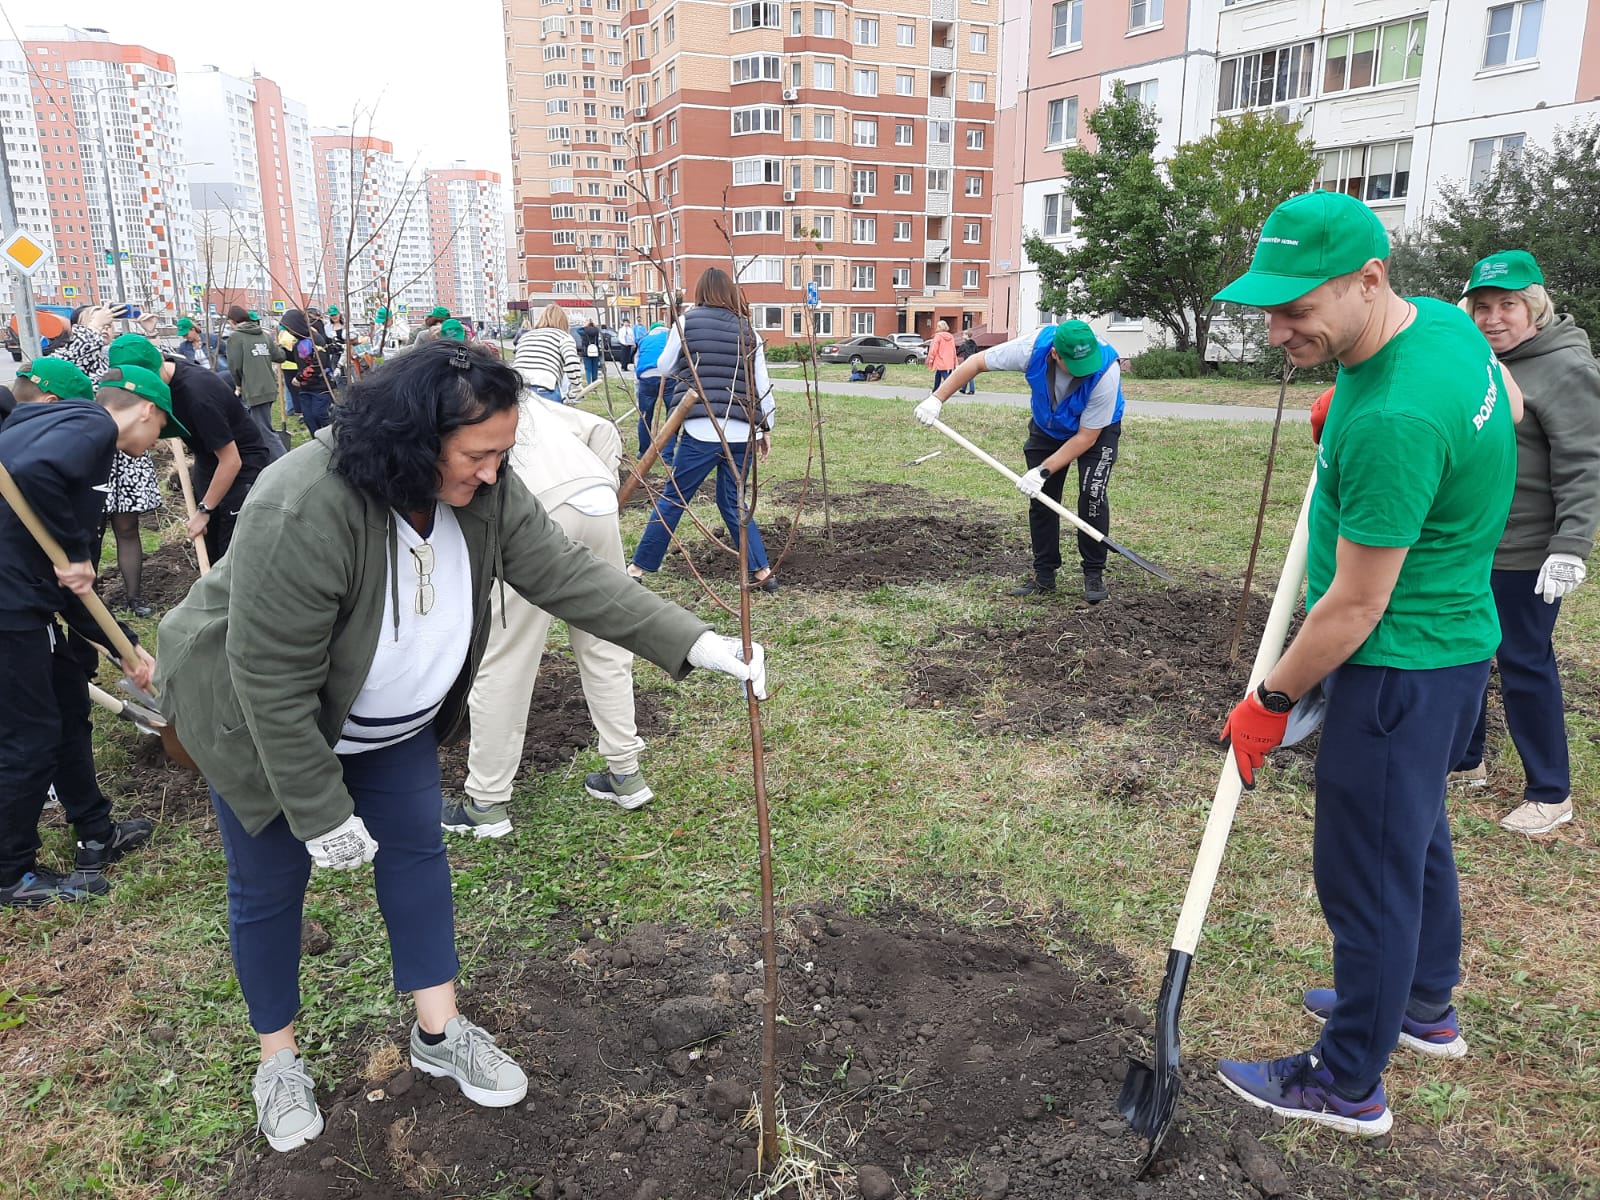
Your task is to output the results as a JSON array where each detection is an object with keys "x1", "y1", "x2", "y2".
[
  {"x1": 584, "y1": 769, "x2": 654, "y2": 810},
  {"x1": 253, "y1": 1049, "x2": 324, "y2": 1152},
  {"x1": 441, "y1": 796, "x2": 513, "y2": 838},
  {"x1": 410, "y1": 1016, "x2": 528, "y2": 1107}
]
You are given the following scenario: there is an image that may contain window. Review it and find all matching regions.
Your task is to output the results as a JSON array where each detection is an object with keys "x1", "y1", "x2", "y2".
[
  {"x1": 1469, "y1": 132, "x2": 1525, "y2": 188},
  {"x1": 851, "y1": 168, "x2": 877, "y2": 195},
  {"x1": 852, "y1": 264, "x2": 875, "y2": 289},
  {"x1": 964, "y1": 175, "x2": 983, "y2": 197},
  {"x1": 1041, "y1": 193, "x2": 1070, "y2": 237},
  {"x1": 811, "y1": 263, "x2": 836, "y2": 288},
  {"x1": 894, "y1": 220, "x2": 912, "y2": 241},
  {"x1": 1052, "y1": 0, "x2": 1083, "y2": 50},
  {"x1": 892, "y1": 266, "x2": 911, "y2": 287},
  {"x1": 962, "y1": 267, "x2": 979, "y2": 289},
  {"x1": 968, "y1": 79, "x2": 987, "y2": 102},
  {"x1": 815, "y1": 214, "x2": 835, "y2": 239},
  {"x1": 894, "y1": 172, "x2": 913, "y2": 194},
  {"x1": 733, "y1": 209, "x2": 783, "y2": 234},
  {"x1": 853, "y1": 69, "x2": 878, "y2": 96},
  {"x1": 1217, "y1": 41, "x2": 1316, "y2": 112},
  {"x1": 664, "y1": 14, "x2": 674, "y2": 40},
  {"x1": 814, "y1": 60, "x2": 836, "y2": 89},
  {"x1": 1124, "y1": 79, "x2": 1158, "y2": 108},
  {"x1": 1045, "y1": 96, "x2": 1078, "y2": 145},
  {"x1": 733, "y1": 156, "x2": 783, "y2": 184},
  {"x1": 929, "y1": 120, "x2": 952, "y2": 144},
  {"x1": 852, "y1": 216, "x2": 876, "y2": 241},
  {"x1": 898, "y1": 22, "x2": 915, "y2": 46},
  {"x1": 896, "y1": 73, "x2": 915, "y2": 96},
  {"x1": 751, "y1": 304, "x2": 783, "y2": 330},
  {"x1": 1129, "y1": 0, "x2": 1162, "y2": 30},
  {"x1": 1316, "y1": 139, "x2": 1412, "y2": 202},
  {"x1": 855, "y1": 17, "x2": 879, "y2": 45},
  {"x1": 925, "y1": 263, "x2": 946, "y2": 287},
  {"x1": 552, "y1": 204, "x2": 575, "y2": 219},
  {"x1": 813, "y1": 310, "x2": 835, "y2": 335},
  {"x1": 732, "y1": 106, "x2": 782, "y2": 134},
  {"x1": 813, "y1": 6, "x2": 835, "y2": 36},
  {"x1": 814, "y1": 112, "x2": 835, "y2": 140},
  {"x1": 1323, "y1": 18, "x2": 1426, "y2": 93},
  {"x1": 552, "y1": 230, "x2": 577, "y2": 245},
  {"x1": 732, "y1": 54, "x2": 782, "y2": 83},
  {"x1": 970, "y1": 30, "x2": 988, "y2": 53},
  {"x1": 1484, "y1": 1, "x2": 1541, "y2": 69},
  {"x1": 791, "y1": 6, "x2": 802, "y2": 34},
  {"x1": 893, "y1": 123, "x2": 914, "y2": 146},
  {"x1": 851, "y1": 311, "x2": 875, "y2": 335},
  {"x1": 792, "y1": 111, "x2": 803, "y2": 139},
  {"x1": 736, "y1": 255, "x2": 786, "y2": 283},
  {"x1": 814, "y1": 162, "x2": 835, "y2": 190},
  {"x1": 853, "y1": 118, "x2": 878, "y2": 146},
  {"x1": 927, "y1": 168, "x2": 950, "y2": 193},
  {"x1": 732, "y1": 2, "x2": 781, "y2": 31},
  {"x1": 966, "y1": 127, "x2": 985, "y2": 150},
  {"x1": 1108, "y1": 311, "x2": 1143, "y2": 330},
  {"x1": 964, "y1": 221, "x2": 981, "y2": 243},
  {"x1": 554, "y1": 256, "x2": 579, "y2": 271}
]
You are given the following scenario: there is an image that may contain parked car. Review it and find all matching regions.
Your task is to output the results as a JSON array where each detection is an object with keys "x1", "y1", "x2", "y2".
[
  {"x1": 818, "y1": 335, "x2": 925, "y2": 366},
  {"x1": 891, "y1": 333, "x2": 928, "y2": 353}
]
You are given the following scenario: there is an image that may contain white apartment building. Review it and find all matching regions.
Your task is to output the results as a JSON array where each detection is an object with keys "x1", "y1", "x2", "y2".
[
  {"x1": 0, "y1": 53, "x2": 61, "y2": 299},
  {"x1": 427, "y1": 166, "x2": 507, "y2": 323}
]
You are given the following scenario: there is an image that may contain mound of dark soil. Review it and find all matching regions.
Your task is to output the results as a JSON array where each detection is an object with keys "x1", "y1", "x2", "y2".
[{"x1": 98, "y1": 538, "x2": 204, "y2": 611}]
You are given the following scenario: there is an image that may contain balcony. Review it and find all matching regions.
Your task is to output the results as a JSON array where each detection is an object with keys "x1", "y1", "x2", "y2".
[
  {"x1": 926, "y1": 139, "x2": 953, "y2": 168},
  {"x1": 930, "y1": 0, "x2": 956, "y2": 20},
  {"x1": 928, "y1": 95, "x2": 954, "y2": 119},
  {"x1": 924, "y1": 239, "x2": 949, "y2": 260},
  {"x1": 929, "y1": 45, "x2": 954, "y2": 72},
  {"x1": 925, "y1": 190, "x2": 951, "y2": 217}
]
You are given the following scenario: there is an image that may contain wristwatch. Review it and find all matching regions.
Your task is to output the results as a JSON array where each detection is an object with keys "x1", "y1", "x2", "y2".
[
  {"x1": 1036, "y1": 465, "x2": 1053, "y2": 481},
  {"x1": 1256, "y1": 681, "x2": 1294, "y2": 713},
  {"x1": 196, "y1": 500, "x2": 213, "y2": 515}
]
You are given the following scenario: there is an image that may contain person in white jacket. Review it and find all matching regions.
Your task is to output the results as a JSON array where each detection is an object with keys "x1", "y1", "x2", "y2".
[
  {"x1": 443, "y1": 389, "x2": 653, "y2": 832},
  {"x1": 512, "y1": 305, "x2": 585, "y2": 403}
]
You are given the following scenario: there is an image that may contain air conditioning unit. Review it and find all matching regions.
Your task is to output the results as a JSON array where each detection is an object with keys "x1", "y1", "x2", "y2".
[
  {"x1": 1273, "y1": 101, "x2": 1306, "y2": 125},
  {"x1": 782, "y1": 88, "x2": 798, "y2": 101},
  {"x1": 635, "y1": 106, "x2": 649, "y2": 118},
  {"x1": 850, "y1": 193, "x2": 866, "y2": 206},
  {"x1": 782, "y1": 190, "x2": 797, "y2": 202}
]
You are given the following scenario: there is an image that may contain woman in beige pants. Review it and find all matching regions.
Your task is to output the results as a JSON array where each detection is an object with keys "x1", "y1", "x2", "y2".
[{"x1": 444, "y1": 393, "x2": 651, "y2": 837}]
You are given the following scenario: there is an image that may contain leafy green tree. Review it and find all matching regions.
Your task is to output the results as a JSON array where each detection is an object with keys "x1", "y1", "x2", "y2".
[
  {"x1": 1024, "y1": 87, "x2": 1318, "y2": 357},
  {"x1": 1389, "y1": 119, "x2": 1600, "y2": 332}
]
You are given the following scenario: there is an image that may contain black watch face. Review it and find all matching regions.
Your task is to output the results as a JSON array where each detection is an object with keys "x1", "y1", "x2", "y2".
[{"x1": 1259, "y1": 688, "x2": 1294, "y2": 713}]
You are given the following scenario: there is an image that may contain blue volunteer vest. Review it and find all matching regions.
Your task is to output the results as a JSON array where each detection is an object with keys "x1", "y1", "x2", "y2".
[{"x1": 1023, "y1": 325, "x2": 1124, "y2": 439}]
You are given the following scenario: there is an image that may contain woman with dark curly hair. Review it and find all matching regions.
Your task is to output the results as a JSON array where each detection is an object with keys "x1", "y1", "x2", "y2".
[{"x1": 153, "y1": 340, "x2": 766, "y2": 1153}]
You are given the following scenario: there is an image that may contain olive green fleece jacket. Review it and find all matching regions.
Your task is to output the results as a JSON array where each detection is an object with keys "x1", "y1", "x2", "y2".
[
  {"x1": 153, "y1": 428, "x2": 711, "y2": 840},
  {"x1": 228, "y1": 321, "x2": 285, "y2": 409},
  {"x1": 1494, "y1": 314, "x2": 1600, "y2": 570}
]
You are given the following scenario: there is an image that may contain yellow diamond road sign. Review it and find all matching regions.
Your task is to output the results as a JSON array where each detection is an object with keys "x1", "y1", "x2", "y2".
[{"x1": 1, "y1": 229, "x2": 51, "y2": 276}]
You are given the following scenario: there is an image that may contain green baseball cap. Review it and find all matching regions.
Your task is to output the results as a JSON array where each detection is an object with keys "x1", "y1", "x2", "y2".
[
  {"x1": 21, "y1": 357, "x2": 94, "y2": 401},
  {"x1": 1215, "y1": 191, "x2": 1390, "y2": 308},
  {"x1": 1052, "y1": 320, "x2": 1101, "y2": 377},
  {"x1": 440, "y1": 318, "x2": 466, "y2": 341},
  {"x1": 175, "y1": 317, "x2": 195, "y2": 336},
  {"x1": 428, "y1": 305, "x2": 451, "y2": 320},
  {"x1": 327, "y1": 304, "x2": 340, "y2": 317},
  {"x1": 1463, "y1": 249, "x2": 1544, "y2": 295},
  {"x1": 376, "y1": 307, "x2": 390, "y2": 323},
  {"x1": 107, "y1": 333, "x2": 165, "y2": 374},
  {"x1": 97, "y1": 365, "x2": 190, "y2": 439}
]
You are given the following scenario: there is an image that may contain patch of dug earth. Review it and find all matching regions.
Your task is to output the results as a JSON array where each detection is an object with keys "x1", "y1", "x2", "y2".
[
  {"x1": 906, "y1": 576, "x2": 1285, "y2": 742},
  {"x1": 98, "y1": 538, "x2": 203, "y2": 611},
  {"x1": 218, "y1": 905, "x2": 1514, "y2": 1200}
]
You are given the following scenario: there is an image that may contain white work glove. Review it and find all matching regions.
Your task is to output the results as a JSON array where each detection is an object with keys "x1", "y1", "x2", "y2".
[
  {"x1": 1534, "y1": 552, "x2": 1587, "y2": 604},
  {"x1": 913, "y1": 394, "x2": 943, "y2": 426},
  {"x1": 1016, "y1": 466, "x2": 1049, "y2": 499},
  {"x1": 304, "y1": 814, "x2": 379, "y2": 871},
  {"x1": 688, "y1": 631, "x2": 768, "y2": 700}
]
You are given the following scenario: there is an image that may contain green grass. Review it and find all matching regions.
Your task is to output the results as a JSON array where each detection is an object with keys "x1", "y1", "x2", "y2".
[{"x1": 2, "y1": 386, "x2": 1594, "y2": 1198}]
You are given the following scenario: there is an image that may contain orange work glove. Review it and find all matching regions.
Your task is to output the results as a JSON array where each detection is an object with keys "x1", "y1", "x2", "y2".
[
  {"x1": 1311, "y1": 387, "x2": 1334, "y2": 445},
  {"x1": 1219, "y1": 690, "x2": 1290, "y2": 789}
]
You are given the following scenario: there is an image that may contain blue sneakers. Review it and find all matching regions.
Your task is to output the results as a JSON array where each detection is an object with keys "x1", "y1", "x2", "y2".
[
  {"x1": 1303, "y1": 988, "x2": 1469, "y2": 1059},
  {"x1": 1216, "y1": 1051, "x2": 1392, "y2": 1136}
]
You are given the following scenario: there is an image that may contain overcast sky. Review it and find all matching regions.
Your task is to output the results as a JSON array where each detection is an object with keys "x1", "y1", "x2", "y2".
[{"x1": 3, "y1": 0, "x2": 514, "y2": 189}]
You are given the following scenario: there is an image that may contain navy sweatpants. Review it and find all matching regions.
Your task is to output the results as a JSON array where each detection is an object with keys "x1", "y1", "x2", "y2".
[
  {"x1": 1313, "y1": 659, "x2": 1489, "y2": 1096},
  {"x1": 1457, "y1": 569, "x2": 1569, "y2": 805},
  {"x1": 1022, "y1": 420, "x2": 1120, "y2": 577},
  {"x1": 212, "y1": 728, "x2": 458, "y2": 1034}
]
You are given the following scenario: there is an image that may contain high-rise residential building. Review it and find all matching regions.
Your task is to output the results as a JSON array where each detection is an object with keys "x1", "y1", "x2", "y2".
[
  {"x1": 0, "y1": 48, "x2": 60, "y2": 299},
  {"x1": 505, "y1": 0, "x2": 998, "y2": 342},
  {"x1": 991, "y1": 0, "x2": 1600, "y2": 352},
  {"x1": 311, "y1": 129, "x2": 405, "y2": 320},
  {"x1": 426, "y1": 165, "x2": 508, "y2": 323},
  {"x1": 179, "y1": 67, "x2": 321, "y2": 313},
  {"x1": 15, "y1": 27, "x2": 195, "y2": 313}
]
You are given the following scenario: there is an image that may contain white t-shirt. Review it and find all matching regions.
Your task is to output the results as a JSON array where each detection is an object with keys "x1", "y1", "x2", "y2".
[{"x1": 334, "y1": 504, "x2": 473, "y2": 755}]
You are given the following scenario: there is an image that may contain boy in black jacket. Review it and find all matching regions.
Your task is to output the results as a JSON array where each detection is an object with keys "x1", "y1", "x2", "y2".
[{"x1": 0, "y1": 364, "x2": 180, "y2": 906}]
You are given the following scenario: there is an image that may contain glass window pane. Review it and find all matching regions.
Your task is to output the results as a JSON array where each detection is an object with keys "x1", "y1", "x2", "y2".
[
  {"x1": 1324, "y1": 35, "x2": 1349, "y2": 92},
  {"x1": 1378, "y1": 22, "x2": 1408, "y2": 84},
  {"x1": 1351, "y1": 29, "x2": 1376, "y2": 87},
  {"x1": 1484, "y1": 5, "x2": 1512, "y2": 67},
  {"x1": 1407, "y1": 19, "x2": 1427, "y2": 79},
  {"x1": 1515, "y1": 0, "x2": 1542, "y2": 60},
  {"x1": 1218, "y1": 58, "x2": 1237, "y2": 110}
]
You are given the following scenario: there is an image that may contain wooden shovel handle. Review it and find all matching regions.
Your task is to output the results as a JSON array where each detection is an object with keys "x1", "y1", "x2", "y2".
[
  {"x1": 167, "y1": 439, "x2": 212, "y2": 575},
  {"x1": 618, "y1": 392, "x2": 694, "y2": 506}
]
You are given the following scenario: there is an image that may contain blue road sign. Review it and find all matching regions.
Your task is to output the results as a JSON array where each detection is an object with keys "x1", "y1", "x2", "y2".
[{"x1": 805, "y1": 280, "x2": 819, "y2": 308}]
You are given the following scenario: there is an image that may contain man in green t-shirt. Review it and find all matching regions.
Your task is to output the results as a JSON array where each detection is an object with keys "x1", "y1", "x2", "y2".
[{"x1": 1211, "y1": 191, "x2": 1516, "y2": 1136}]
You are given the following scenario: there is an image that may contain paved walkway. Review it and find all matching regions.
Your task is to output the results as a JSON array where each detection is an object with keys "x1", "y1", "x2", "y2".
[{"x1": 766, "y1": 375, "x2": 1294, "y2": 423}]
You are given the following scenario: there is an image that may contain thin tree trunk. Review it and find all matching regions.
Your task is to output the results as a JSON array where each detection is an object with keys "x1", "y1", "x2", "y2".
[{"x1": 1227, "y1": 361, "x2": 1293, "y2": 662}]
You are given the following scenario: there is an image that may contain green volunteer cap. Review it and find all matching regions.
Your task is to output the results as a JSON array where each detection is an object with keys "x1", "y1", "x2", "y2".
[
  {"x1": 428, "y1": 305, "x2": 451, "y2": 320},
  {"x1": 107, "y1": 332, "x2": 165, "y2": 374},
  {"x1": 1052, "y1": 320, "x2": 1101, "y2": 377},
  {"x1": 1463, "y1": 249, "x2": 1544, "y2": 295},
  {"x1": 376, "y1": 306, "x2": 390, "y2": 323},
  {"x1": 649, "y1": 322, "x2": 665, "y2": 331},
  {"x1": 175, "y1": 317, "x2": 194, "y2": 336},
  {"x1": 1215, "y1": 191, "x2": 1390, "y2": 308},
  {"x1": 440, "y1": 318, "x2": 466, "y2": 341},
  {"x1": 98, "y1": 365, "x2": 190, "y2": 439},
  {"x1": 21, "y1": 357, "x2": 94, "y2": 401},
  {"x1": 327, "y1": 304, "x2": 340, "y2": 317}
]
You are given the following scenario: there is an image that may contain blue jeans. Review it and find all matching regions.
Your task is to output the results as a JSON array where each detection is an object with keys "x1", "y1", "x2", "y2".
[
  {"x1": 932, "y1": 369, "x2": 952, "y2": 391},
  {"x1": 211, "y1": 728, "x2": 458, "y2": 1034},
  {"x1": 583, "y1": 354, "x2": 600, "y2": 384},
  {"x1": 636, "y1": 375, "x2": 662, "y2": 457},
  {"x1": 1312, "y1": 659, "x2": 1488, "y2": 1096},
  {"x1": 631, "y1": 433, "x2": 768, "y2": 574},
  {"x1": 296, "y1": 391, "x2": 331, "y2": 435},
  {"x1": 1456, "y1": 569, "x2": 1569, "y2": 803}
]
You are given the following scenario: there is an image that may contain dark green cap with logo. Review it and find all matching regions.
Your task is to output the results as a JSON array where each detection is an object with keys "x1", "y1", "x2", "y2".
[
  {"x1": 1463, "y1": 249, "x2": 1544, "y2": 295},
  {"x1": 1052, "y1": 319, "x2": 1101, "y2": 377},
  {"x1": 96, "y1": 365, "x2": 190, "y2": 439},
  {"x1": 1215, "y1": 191, "x2": 1390, "y2": 308},
  {"x1": 21, "y1": 357, "x2": 94, "y2": 401}
]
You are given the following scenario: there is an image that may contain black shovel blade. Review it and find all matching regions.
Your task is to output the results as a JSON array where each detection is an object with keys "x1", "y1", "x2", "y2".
[
  {"x1": 1103, "y1": 534, "x2": 1176, "y2": 583},
  {"x1": 1117, "y1": 948, "x2": 1192, "y2": 1175}
]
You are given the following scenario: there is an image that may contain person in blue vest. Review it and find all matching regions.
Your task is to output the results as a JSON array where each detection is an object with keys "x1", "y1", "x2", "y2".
[
  {"x1": 633, "y1": 320, "x2": 674, "y2": 458},
  {"x1": 914, "y1": 320, "x2": 1124, "y2": 603}
]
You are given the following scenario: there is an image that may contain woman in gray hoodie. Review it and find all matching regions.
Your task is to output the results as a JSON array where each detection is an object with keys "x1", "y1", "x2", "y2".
[{"x1": 1455, "y1": 250, "x2": 1600, "y2": 835}]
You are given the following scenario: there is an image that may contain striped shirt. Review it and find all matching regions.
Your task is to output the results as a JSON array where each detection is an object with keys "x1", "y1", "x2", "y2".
[{"x1": 514, "y1": 328, "x2": 584, "y2": 397}]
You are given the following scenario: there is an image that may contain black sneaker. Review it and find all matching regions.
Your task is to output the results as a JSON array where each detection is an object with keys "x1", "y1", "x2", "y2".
[
  {"x1": 123, "y1": 597, "x2": 155, "y2": 619},
  {"x1": 1, "y1": 866, "x2": 110, "y2": 907},
  {"x1": 1008, "y1": 574, "x2": 1056, "y2": 597},
  {"x1": 75, "y1": 818, "x2": 154, "y2": 872},
  {"x1": 1083, "y1": 571, "x2": 1109, "y2": 604}
]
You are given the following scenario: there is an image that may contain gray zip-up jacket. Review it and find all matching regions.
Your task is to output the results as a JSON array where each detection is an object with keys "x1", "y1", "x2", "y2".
[
  {"x1": 1494, "y1": 314, "x2": 1600, "y2": 569},
  {"x1": 154, "y1": 426, "x2": 709, "y2": 839}
]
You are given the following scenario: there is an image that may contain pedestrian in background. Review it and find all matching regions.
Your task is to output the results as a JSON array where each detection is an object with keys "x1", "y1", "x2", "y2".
[
  {"x1": 279, "y1": 309, "x2": 339, "y2": 436},
  {"x1": 227, "y1": 306, "x2": 286, "y2": 444},
  {"x1": 513, "y1": 304, "x2": 584, "y2": 404},
  {"x1": 955, "y1": 330, "x2": 979, "y2": 394},
  {"x1": 927, "y1": 319, "x2": 957, "y2": 392},
  {"x1": 577, "y1": 320, "x2": 602, "y2": 385},
  {"x1": 632, "y1": 319, "x2": 674, "y2": 457}
]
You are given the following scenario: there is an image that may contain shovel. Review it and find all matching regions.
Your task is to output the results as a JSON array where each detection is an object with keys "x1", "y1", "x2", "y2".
[
  {"x1": 0, "y1": 461, "x2": 198, "y2": 771},
  {"x1": 167, "y1": 439, "x2": 212, "y2": 575},
  {"x1": 88, "y1": 681, "x2": 164, "y2": 738},
  {"x1": 1118, "y1": 465, "x2": 1318, "y2": 1169},
  {"x1": 928, "y1": 418, "x2": 1175, "y2": 583}
]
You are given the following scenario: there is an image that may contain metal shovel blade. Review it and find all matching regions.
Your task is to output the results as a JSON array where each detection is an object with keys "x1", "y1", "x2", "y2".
[
  {"x1": 1118, "y1": 948, "x2": 1192, "y2": 1174},
  {"x1": 1103, "y1": 534, "x2": 1176, "y2": 583}
]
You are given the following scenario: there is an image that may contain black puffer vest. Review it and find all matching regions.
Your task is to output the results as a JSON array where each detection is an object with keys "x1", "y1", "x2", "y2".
[{"x1": 673, "y1": 307, "x2": 765, "y2": 428}]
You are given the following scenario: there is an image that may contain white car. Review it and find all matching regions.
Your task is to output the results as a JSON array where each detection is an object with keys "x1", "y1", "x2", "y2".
[{"x1": 892, "y1": 333, "x2": 927, "y2": 353}]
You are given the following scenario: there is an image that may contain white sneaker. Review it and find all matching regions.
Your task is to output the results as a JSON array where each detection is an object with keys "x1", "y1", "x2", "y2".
[
  {"x1": 253, "y1": 1049, "x2": 324, "y2": 1152},
  {"x1": 410, "y1": 1016, "x2": 528, "y2": 1107},
  {"x1": 1499, "y1": 799, "x2": 1573, "y2": 835},
  {"x1": 1447, "y1": 763, "x2": 1487, "y2": 788}
]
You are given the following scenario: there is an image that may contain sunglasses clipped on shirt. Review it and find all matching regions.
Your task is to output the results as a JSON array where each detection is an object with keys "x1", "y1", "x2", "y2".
[{"x1": 410, "y1": 542, "x2": 435, "y2": 615}]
